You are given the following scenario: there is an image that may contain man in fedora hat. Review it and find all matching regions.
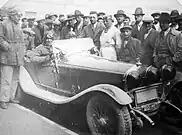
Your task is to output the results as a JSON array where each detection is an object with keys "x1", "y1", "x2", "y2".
[
  {"x1": 60, "y1": 14, "x2": 76, "y2": 39},
  {"x1": 79, "y1": 11, "x2": 105, "y2": 50},
  {"x1": 0, "y1": 7, "x2": 24, "y2": 109},
  {"x1": 140, "y1": 16, "x2": 159, "y2": 66},
  {"x1": 100, "y1": 15, "x2": 121, "y2": 60},
  {"x1": 170, "y1": 10, "x2": 180, "y2": 31},
  {"x1": 119, "y1": 24, "x2": 142, "y2": 63},
  {"x1": 153, "y1": 12, "x2": 182, "y2": 68},
  {"x1": 151, "y1": 12, "x2": 161, "y2": 32},
  {"x1": 114, "y1": 10, "x2": 126, "y2": 29},
  {"x1": 74, "y1": 10, "x2": 85, "y2": 37},
  {"x1": 131, "y1": 7, "x2": 146, "y2": 42}
]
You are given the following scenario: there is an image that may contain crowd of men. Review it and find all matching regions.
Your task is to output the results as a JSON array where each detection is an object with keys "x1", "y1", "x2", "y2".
[{"x1": 0, "y1": 6, "x2": 182, "y2": 109}]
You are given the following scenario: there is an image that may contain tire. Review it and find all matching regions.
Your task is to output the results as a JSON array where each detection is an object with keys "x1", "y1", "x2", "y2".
[{"x1": 86, "y1": 94, "x2": 132, "y2": 135}]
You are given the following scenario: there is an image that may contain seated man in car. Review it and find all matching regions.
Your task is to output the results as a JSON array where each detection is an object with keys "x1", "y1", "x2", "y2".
[
  {"x1": 25, "y1": 32, "x2": 53, "y2": 63},
  {"x1": 118, "y1": 25, "x2": 143, "y2": 64}
]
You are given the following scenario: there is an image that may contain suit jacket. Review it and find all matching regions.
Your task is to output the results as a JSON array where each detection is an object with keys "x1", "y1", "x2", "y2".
[
  {"x1": 32, "y1": 25, "x2": 48, "y2": 47},
  {"x1": 118, "y1": 37, "x2": 142, "y2": 64},
  {"x1": 140, "y1": 29, "x2": 159, "y2": 65},
  {"x1": 79, "y1": 22, "x2": 105, "y2": 49},
  {"x1": 154, "y1": 28, "x2": 182, "y2": 67},
  {"x1": 0, "y1": 20, "x2": 25, "y2": 65},
  {"x1": 131, "y1": 22, "x2": 146, "y2": 43}
]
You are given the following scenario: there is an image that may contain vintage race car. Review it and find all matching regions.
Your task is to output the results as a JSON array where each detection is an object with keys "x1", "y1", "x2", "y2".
[{"x1": 17, "y1": 38, "x2": 179, "y2": 135}]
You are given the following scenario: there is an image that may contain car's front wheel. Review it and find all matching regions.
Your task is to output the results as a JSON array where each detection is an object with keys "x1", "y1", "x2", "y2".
[{"x1": 86, "y1": 94, "x2": 132, "y2": 135}]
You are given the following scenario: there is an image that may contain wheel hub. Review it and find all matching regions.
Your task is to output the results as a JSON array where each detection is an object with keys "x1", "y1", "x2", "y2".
[{"x1": 98, "y1": 117, "x2": 108, "y2": 126}]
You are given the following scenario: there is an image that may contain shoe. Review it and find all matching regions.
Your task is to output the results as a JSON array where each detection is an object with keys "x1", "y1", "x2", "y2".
[
  {"x1": 9, "y1": 99, "x2": 20, "y2": 104},
  {"x1": 0, "y1": 102, "x2": 8, "y2": 109}
]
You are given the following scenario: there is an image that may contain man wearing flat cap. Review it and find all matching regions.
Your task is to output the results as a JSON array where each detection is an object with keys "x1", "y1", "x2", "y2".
[
  {"x1": 114, "y1": 10, "x2": 126, "y2": 29},
  {"x1": 74, "y1": 10, "x2": 85, "y2": 37},
  {"x1": 79, "y1": 11, "x2": 105, "y2": 50},
  {"x1": 119, "y1": 24, "x2": 142, "y2": 63},
  {"x1": 140, "y1": 16, "x2": 159, "y2": 66},
  {"x1": 0, "y1": 8, "x2": 24, "y2": 109},
  {"x1": 131, "y1": 7, "x2": 146, "y2": 42},
  {"x1": 100, "y1": 15, "x2": 121, "y2": 60},
  {"x1": 151, "y1": 12, "x2": 161, "y2": 32},
  {"x1": 153, "y1": 12, "x2": 182, "y2": 68}
]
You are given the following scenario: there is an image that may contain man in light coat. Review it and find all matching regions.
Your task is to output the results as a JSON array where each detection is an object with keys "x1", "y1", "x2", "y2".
[
  {"x1": 0, "y1": 8, "x2": 24, "y2": 109},
  {"x1": 100, "y1": 15, "x2": 121, "y2": 60}
]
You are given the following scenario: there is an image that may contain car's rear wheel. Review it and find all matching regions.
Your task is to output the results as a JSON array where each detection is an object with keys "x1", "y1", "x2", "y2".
[{"x1": 86, "y1": 94, "x2": 132, "y2": 135}]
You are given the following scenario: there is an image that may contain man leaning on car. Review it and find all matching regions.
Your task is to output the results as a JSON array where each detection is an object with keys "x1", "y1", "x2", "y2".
[
  {"x1": 153, "y1": 12, "x2": 182, "y2": 68},
  {"x1": 0, "y1": 8, "x2": 24, "y2": 109}
]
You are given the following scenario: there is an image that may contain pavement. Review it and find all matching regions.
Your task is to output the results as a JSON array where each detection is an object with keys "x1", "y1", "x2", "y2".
[{"x1": 0, "y1": 103, "x2": 78, "y2": 135}]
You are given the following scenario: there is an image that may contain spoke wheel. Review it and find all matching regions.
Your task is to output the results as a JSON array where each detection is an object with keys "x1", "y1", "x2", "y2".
[{"x1": 86, "y1": 94, "x2": 132, "y2": 135}]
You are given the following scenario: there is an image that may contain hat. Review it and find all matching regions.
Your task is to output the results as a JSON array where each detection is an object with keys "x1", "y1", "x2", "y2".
[
  {"x1": 21, "y1": 17, "x2": 27, "y2": 22},
  {"x1": 159, "y1": 12, "x2": 171, "y2": 23},
  {"x1": 8, "y1": 8, "x2": 22, "y2": 16},
  {"x1": 103, "y1": 15, "x2": 114, "y2": 22},
  {"x1": 49, "y1": 13, "x2": 58, "y2": 18},
  {"x1": 45, "y1": 19, "x2": 53, "y2": 24},
  {"x1": 59, "y1": 16, "x2": 67, "y2": 22},
  {"x1": 53, "y1": 20, "x2": 61, "y2": 25},
  {"x1": 151, "y1": 12, "x2": 160, "y2": 17},
  {"x1": 90, "y1": 11, "x2": 98, "y2": 15},
  {"x1": 28, "y1": 18, "x2": 35, "y2": 21},
  {"x1": 120, "y1": 24, "x2": 132, "y2": 31},
  {"x1": 23, "y1": 28, "x2": 35, "y2": 35},
  {"x1": 143, "y1": 16, "x2": 154, "y2": 23},
  {"x1": 59, "y1": 14, "x2": 64, "y2": 18},
  {"x1": 36, "y1": 16, "x2": 45, "y2": 22},
  {"x1": 133, "y1": 7, "x2": 145, "y2": 16},
  {"x1": 114, "y1": 10, "x2": 126, "y2": 18},
  {"x1": 170, "y1": 10, "x2": 179, "y2": 19},
  {"x1": 98, "y1": 12, "x2": 105, "y2": 16},
  {"x1": 74, "y1": 10, "x2": 84, "y2": 17},
  {"x1": 66, "y1": 14, "x2": 75, "y2": 21}
]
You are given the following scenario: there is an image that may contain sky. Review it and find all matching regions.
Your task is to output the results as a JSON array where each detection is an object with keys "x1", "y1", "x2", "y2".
[{"x1": 1, "y1": 0, "x2": 182, "y2": 19}]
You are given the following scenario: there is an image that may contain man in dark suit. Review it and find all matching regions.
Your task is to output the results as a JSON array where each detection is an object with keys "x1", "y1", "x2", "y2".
[
  {"x1": 32, "y1": 17, "x2": 48, "y2": 47},
  {"x1": 79, "y1": 11, "x2": 105, "y2": 50},
  {"x1": 114, "y1": 10, "x2": 126, "y2": 29},
  {"x1": 131, "y1": 7, "x2": 146, "y2": 43},
  {"x1": 140, "y1": 16, "x2": 159, "y2": 66}
]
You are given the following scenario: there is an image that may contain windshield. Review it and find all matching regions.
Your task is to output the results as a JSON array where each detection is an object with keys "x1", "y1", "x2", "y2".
[{"x1": 52, "y1": 38, "x2": 95, "y2": 55}]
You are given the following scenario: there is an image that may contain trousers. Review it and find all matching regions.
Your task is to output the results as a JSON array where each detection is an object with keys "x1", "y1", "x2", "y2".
[{"x1": 0, "y1": 64, "x2": 20, "y2": 102}]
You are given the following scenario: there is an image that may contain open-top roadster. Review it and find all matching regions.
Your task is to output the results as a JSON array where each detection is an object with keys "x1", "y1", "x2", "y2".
[{"x1": 17, "y1": 38, "x2": 181, "y2": 135}]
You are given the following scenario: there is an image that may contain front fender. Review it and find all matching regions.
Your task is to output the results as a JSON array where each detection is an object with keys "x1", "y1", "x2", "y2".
[
  {"x1": 75, "y1": 84, "x2": 132, "y2": 105},
  {"x1": 19, "y1": 66, "x2": 132, "y2": 105}
]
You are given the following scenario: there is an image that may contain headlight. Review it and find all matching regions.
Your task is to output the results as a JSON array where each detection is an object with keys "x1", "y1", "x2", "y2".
[
  {"x1": 143, "y1": 66, "x2": 159, "y2": 85},
  {"x1": 161, "y1": 64, "x2": 176, "y2": 81},
  {"x1": 124, "y1": 66, "x2": 140, "y2": 90}
]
